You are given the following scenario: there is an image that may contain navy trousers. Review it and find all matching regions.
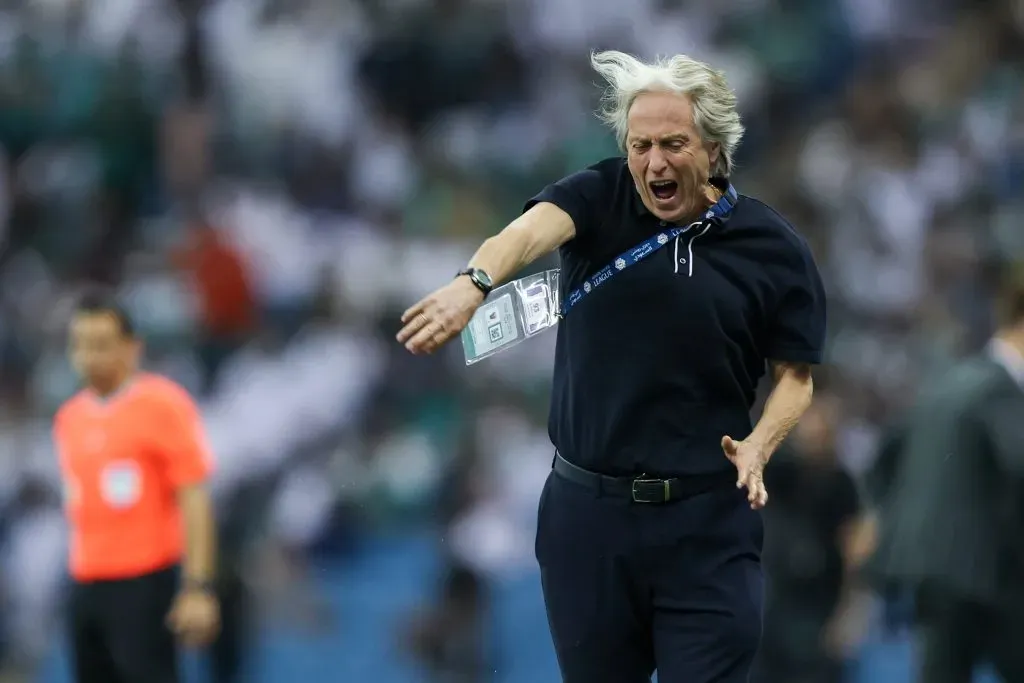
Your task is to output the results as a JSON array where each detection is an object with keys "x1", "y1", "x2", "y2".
[{"x1": 536, "y1": 468, "x2": 764, "y2": 683}]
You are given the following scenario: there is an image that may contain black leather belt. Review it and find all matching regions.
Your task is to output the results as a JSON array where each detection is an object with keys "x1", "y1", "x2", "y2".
[{"x1": 553, "y1": 452, "x2": 733, "y2": 504}]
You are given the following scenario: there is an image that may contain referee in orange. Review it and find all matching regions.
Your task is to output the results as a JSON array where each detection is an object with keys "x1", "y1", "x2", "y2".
[{"x1": 53, "y1": 290, "x2": 220, "y2": 683}]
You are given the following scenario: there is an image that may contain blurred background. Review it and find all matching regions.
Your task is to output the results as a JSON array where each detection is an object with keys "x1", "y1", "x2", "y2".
[{"x1": 0, "y1": 0, "x2": 1020, "y2": 681}]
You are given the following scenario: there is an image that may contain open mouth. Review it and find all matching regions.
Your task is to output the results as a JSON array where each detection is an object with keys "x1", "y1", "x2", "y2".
[{"x1": 649, "y1": 179, "x2": 678, "y2": 201}]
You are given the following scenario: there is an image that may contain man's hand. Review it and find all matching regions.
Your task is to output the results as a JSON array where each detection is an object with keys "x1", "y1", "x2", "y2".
[
  {"x1": 167, "y1": 587, "x2": 220, "y2": 647},
  {"x1": 397, "y1": 277, "x2": 485, "y2": 354},
  {"x1": 721, "y1": 435, "x2": 769, "y2": 509}
]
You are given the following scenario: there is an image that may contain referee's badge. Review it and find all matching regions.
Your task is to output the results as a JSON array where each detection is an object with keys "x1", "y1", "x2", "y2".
[{"x1": 101, "y1": 461, "x2": 142, "y2": 509}]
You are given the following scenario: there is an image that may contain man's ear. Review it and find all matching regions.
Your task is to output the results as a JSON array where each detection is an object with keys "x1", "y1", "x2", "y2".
[{"x1": 706, "y1": 141, "x2": 721, "y2": 169}]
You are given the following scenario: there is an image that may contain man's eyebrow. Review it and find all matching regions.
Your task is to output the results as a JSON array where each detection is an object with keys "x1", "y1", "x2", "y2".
[{"x1": 629, "y1": 134, "x2": 689, "y2": 143}]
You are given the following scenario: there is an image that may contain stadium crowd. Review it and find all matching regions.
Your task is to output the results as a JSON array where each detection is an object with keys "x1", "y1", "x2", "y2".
[{"x1": 0, "y1": 0, "x2": 1019, "y2": 681}]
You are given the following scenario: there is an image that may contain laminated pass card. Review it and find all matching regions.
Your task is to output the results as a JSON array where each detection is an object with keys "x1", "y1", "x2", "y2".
[{"x1": 461, "y1": 269, "x2": 560, "y2": 364}]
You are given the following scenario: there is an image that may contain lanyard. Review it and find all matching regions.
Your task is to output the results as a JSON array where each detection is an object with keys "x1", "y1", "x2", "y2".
[{"x1": 559, "y1": 183, "x2": 738, "y2": 317}]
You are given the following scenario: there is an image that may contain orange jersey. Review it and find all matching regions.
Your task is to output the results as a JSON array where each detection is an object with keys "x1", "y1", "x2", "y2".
[{"x1": 53, "y1": 373, "x2": 215, "y2": 581}]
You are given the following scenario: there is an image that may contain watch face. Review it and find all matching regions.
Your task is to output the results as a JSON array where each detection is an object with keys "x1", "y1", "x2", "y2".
[{"x1": 475, "y1": 270, "x2": 493, "y2": 288}]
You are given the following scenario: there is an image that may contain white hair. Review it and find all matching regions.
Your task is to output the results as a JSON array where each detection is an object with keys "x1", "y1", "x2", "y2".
[{"x1": 590, "y1": 50, "x2": 745, "y2": 178}]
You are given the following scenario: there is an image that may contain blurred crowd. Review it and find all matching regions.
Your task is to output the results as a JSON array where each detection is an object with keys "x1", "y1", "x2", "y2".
[{"x1": 0, "y1": 0, "x2": 1020, "y2": 681}]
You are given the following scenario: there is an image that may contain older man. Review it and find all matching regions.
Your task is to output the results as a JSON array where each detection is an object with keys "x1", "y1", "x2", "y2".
[{"x1": 397, "y1": 50, "x2": 825, "y2": 683}]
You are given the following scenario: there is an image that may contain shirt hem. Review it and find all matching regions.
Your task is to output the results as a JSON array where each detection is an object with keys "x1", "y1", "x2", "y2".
[{"x1": 71, "y1": 555, "x2": 182, "y2": 583}]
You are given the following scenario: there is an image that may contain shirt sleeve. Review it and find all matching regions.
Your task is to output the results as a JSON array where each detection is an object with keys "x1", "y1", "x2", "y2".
[
  {"x1": 152, "y1": 383, "x2": 215, "y2": 488},
  {"x1": 522, "y1": 167, "x2": 609, "y2": 242},
  {"x1": 766, "y1": 237, "x2": 827, "y2": 364}
]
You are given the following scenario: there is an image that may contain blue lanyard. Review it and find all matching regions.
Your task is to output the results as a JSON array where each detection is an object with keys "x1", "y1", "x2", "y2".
[{"x1": 559, "y1": 183, "x2": 738, "y2": 317}]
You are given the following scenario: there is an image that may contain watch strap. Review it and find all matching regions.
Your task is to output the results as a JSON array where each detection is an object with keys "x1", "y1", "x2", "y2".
[{"x1": 457, "y1": 268, "x2": 492, "y2": 295}]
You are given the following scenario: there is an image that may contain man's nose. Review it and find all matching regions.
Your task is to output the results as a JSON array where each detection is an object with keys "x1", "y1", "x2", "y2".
[{"x1": 648, "y1": 148, "x2": 669, "y2": 174}]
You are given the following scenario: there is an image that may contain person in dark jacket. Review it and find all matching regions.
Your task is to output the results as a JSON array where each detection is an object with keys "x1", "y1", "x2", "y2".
[{"x1": 868, "y1": 262, "x2": 1024, "y2": 683}]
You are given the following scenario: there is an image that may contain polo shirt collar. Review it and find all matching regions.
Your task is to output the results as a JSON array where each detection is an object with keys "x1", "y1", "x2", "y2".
[
  {"x1": 989, "y1": 338, "x2": 1024, "y2": 389},
  {"x1": 632, "y1": 175, "x2": 738, "y2": 224}
]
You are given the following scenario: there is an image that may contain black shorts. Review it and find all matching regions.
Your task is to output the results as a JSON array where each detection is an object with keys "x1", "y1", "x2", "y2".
[{"x1": 69, "y1": 565, "x2": 180, "y2": 683}]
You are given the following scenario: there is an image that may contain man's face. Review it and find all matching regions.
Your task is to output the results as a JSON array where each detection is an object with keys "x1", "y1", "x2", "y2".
[
  {"x1": 69, "y1": 312, "x2": 139, "y2": 391},
  {"x1": 626, "y1": 91, "x2": 720, "y2": 223}
]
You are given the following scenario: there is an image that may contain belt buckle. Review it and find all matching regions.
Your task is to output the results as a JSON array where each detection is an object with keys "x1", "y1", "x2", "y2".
[{"x1": 631, "y1": 476, "x2": 670, "y2": 504}]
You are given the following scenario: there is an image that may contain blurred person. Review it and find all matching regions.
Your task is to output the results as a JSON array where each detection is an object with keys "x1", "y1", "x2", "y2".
[
  {"x1": 205, "y1": 476, "x2": 271, "y2": 683},
  {"x1": 357, "y1": 0, "x2": 526, "y2": 133},
  {"x1": 398, "y1": 50, "x2": 825, "y2": 683},
  {"x1": 248, "y1": 460, "x2": 339, "y2": 635},
  {"x1": 868, "y1": 262, "x2": 1024, "y2": 683},
  {"x1": 754, "y1": 395, "x2": 867, "y2": 683},
  {"x1": 399, "y1": 439, "x2": 495, "y2": 683},
  {"x1": 403, "y1": 562, "x2": 492, "y2": 683},
  {"x1": 0, "y1": 477, "x2": 66, "y2": 682},
  {"x1": 173, "y1": 222, "x2": 256, "y2": 395},
  {"x1": 206, "y1": 552, "x2": 248, "y2": 683},
  {"x1": 162, "y1": 0, "x2": 211, "y2": 200},
  {"x1": 53, "y1": 290, "x2": 220, "y2": 683}
]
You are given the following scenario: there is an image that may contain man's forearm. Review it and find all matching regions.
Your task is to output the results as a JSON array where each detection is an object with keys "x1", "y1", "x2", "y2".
[
  {"x1": 179, "y1": 485, "x2": 217, "y2": 584},
  {"x1": 468, "y1": 203, "x2": 575, "y2": 285},
  {"x1": 468, "y1": 234, "x2": 531, "y2": 287},
  {"x1": 748, "y1": 362, "x2": 814, "y2": 458}
]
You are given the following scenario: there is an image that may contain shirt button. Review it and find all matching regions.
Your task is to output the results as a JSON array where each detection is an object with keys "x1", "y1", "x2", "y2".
[
  {"x1": 659, "y1": 221, "x2": 667, "y2": 226},
  {"x1": 679, "y1": 258, "x2": 687, "y2": 264}
]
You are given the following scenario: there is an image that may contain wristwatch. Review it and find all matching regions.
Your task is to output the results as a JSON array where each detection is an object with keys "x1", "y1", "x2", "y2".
[{"x1": 456, "y1": 267, "x2": 494, "y2": 296}]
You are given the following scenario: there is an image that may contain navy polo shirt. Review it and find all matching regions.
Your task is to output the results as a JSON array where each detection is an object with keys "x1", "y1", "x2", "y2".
[{"x1": 524, "y1": 157, "x2": 826, "y2": 477}]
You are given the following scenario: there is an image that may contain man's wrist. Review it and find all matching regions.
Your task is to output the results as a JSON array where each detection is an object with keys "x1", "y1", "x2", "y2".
[
  {"x1": 456, "y1": 267, "x2": 494, "y2": 296},
  {"x1": 455, "y1": 274, "x2": 488, "y2": 302},
  {"x1": 745, "y1": 435, "x2": 773, "y2": 462},
  {"x1": 182, "y1": 576, "x2": 215, "y2": 594}
]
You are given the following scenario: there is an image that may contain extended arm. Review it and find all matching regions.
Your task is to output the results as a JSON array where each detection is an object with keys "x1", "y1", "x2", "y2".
[
  {"x1": 398, "y1": 202, "x2": 576, "y2": 354},
  {"x1": 466, "y1": 202, "x2": 576, "y2": 287}
]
